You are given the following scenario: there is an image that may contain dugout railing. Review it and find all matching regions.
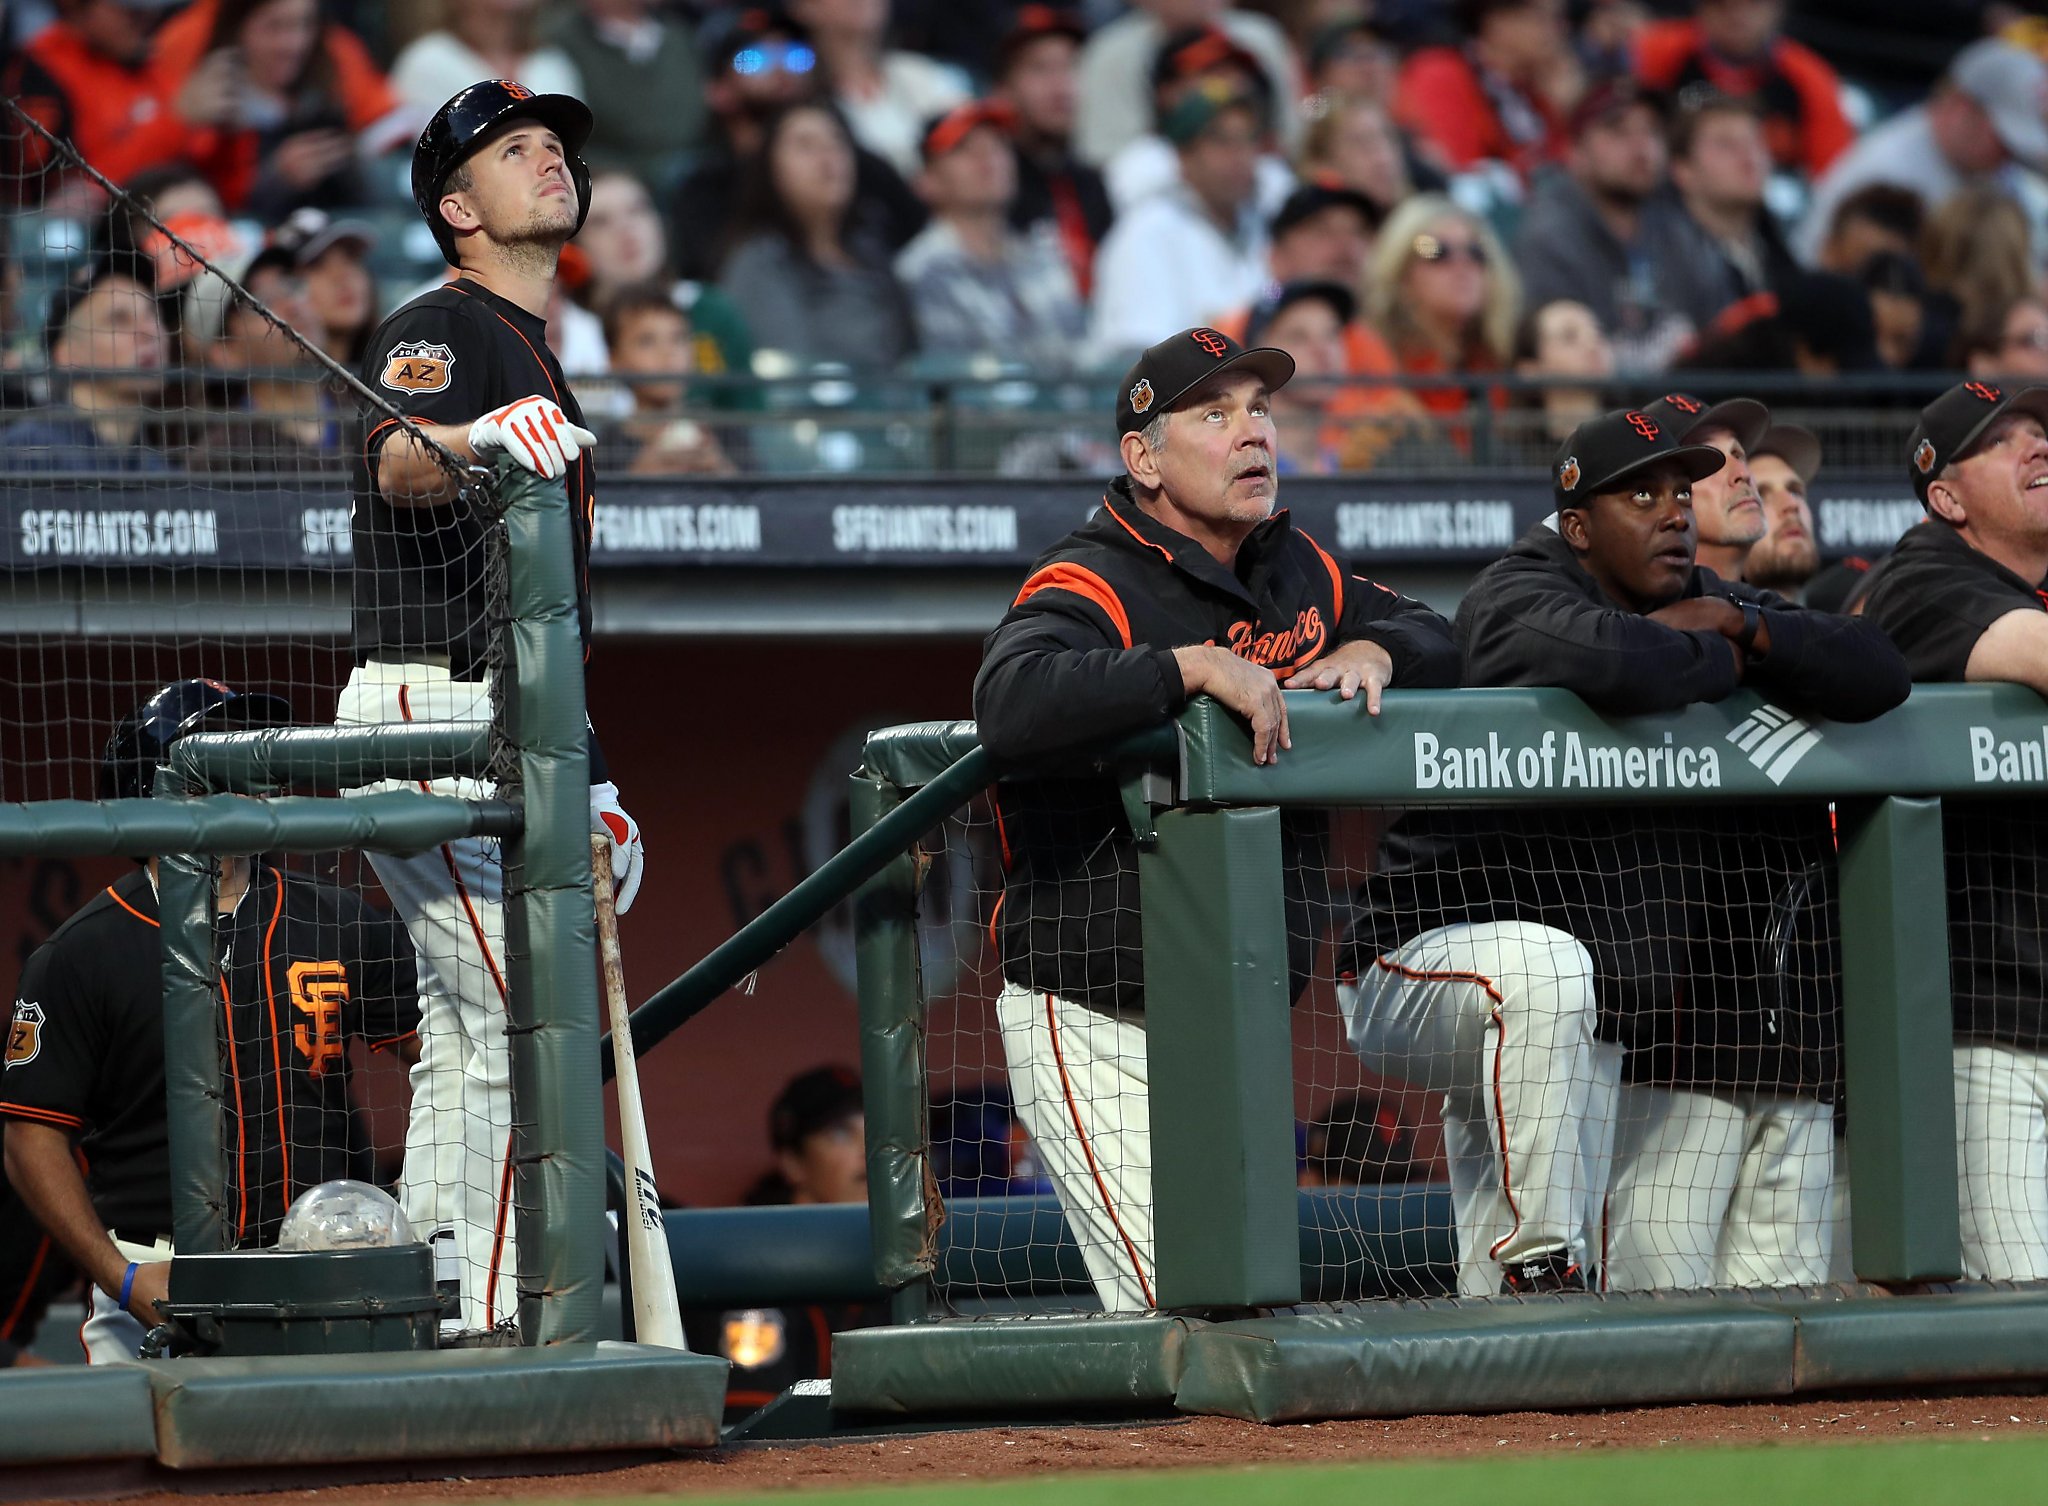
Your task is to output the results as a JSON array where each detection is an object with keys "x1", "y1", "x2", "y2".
[{"x1": 823, "y1": 685, "x2": 2048, "y2": 1423}]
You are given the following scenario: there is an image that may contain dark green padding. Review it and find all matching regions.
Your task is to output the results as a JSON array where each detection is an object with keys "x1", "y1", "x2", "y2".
[
  {"x1": 1792, "y1": 1289, "x2": 2048, "y2": 1390},
  {"x1": 145, "y1": 1342, "x2": 727, "y2": 1468},
  {"x1": 830, "y1": 1317, "x2": 1199, "y2": 1416},
  {"x1": 0, "y1": 1366, "x2": 156, "y2": 1463},
  {"x1": 1176, "y1": 1302, "x2": 1798, "y2": 1422}
]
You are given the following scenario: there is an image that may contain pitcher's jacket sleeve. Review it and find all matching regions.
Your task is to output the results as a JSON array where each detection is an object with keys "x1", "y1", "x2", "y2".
[
  {"x1": 1726, "y1": 578, "x2": 1911, "y2": 723},
  {"x1": 973, "y1": 566, "x2": 1186, "y2": 764}
]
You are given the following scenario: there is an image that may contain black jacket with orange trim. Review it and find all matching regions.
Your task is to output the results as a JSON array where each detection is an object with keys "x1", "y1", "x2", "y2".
[
  {"x1": 972, "y1": 479, "x2": 1458, "y2": 1012},
  {"x1": 1, "y1": 867, "x2": 418, "y2": 1245}
]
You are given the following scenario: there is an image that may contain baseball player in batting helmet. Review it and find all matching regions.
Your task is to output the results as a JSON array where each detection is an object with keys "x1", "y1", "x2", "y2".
[{"x1": 337, "y1": 81, "x2": 646, "y2": 1340}]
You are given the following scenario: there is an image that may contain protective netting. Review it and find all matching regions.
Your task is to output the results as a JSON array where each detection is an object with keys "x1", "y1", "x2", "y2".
[
  {"x1": 911, "y1": 785, "x2": 1859, "y2": 1314},
  {"x1": 0, "y1": 101, "x2": 520, "y2": 1342}
]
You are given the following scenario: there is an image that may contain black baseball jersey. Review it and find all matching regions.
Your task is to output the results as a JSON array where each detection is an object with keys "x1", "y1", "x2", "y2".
[
  {"x1": 351, "y1": 277, "x2": 596, "y2": 681},
  {"x1": 1, "y1": 867, "x2": 419, "y2": 1246},
  {"x1": 1858, "y1": 520, "x2": 2048, "y2": 1050}
]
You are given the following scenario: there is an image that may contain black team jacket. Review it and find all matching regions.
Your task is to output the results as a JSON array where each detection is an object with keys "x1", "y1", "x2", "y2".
[
  {"x1": 1337, "y1": 522, "x2": 1910, "y2": 1098},
  {"x1": 973, "y1": 478, "x2": 1459, "y2": 1014}
]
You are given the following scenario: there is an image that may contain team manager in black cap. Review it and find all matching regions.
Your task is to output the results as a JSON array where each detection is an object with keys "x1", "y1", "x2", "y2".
[{"x1": 970, "y1": 324, "x2": 1458, "y2": 1313}]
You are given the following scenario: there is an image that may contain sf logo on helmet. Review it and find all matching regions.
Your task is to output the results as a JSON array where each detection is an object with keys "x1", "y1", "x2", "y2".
[
  {"x1": 1626, "y1": 412, "x2": 1660, "y2": 441},
  {"x1": 1191, "y1": 328, "x2": 1229, "y2": 359}
]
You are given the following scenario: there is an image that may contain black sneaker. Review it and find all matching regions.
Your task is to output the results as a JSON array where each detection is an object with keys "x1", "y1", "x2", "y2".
[{"x1": 1499, "y1": 1249, "x2": 1587, "y2": 1294}]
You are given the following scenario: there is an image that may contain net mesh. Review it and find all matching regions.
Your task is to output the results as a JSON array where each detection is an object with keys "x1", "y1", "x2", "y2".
[
  {"x1": 911, "y1": 786, "x2": 1858, "y2": 1313},
  {"x1": 0, "y1": 101, "x2": 520, "y2": 1340}
]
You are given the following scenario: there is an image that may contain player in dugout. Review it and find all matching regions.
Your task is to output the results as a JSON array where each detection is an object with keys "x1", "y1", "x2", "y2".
[
  {"x1": 1336, "y1": 408, "x2": 1907, "y2": 1295},
  {"x1": 337, "y1": 80, "x2": 644, "y2": 1342},
  {"x1": 972, "y1": 326, "x2": 1459, "y2": 1312},
  {"x1": 1854, "y1": 380, "x2": 2048, "y2": 1280},
  {"x1": 1, "y1": 681, "x2": 420, "y2": 1363}
]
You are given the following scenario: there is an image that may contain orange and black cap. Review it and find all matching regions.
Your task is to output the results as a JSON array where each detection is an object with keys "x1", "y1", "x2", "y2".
[
  {"x1": 1117, "y1": 326, "x2": 1294, "y2": 436},
  {"x1": 921, "y1": 99, "x2": 1017, "y2": 163},
  {"x1": 997, "y1": 5, "x2": 1085, "y2": 73},
  {"x1": 1642, "y1": 390, "x2": 1770, "y2": 452},
  {"x1": 1553, "y1": 408, "x2": 1725, "y2": 508},
  {"x1": 1907, "y1": 380, "x2": 2048, "y2": 505}
]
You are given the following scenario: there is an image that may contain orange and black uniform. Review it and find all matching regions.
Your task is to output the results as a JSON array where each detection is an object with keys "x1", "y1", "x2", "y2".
[
  {"x1": 3, "y1": 21, "x2": 190, "y2": 201},
  {"x1": 1633, "y1": 20, "x2": 1854, "y2": 177},
  {"x1": 972, "y1": 480, "x2": 1458, "y2": 1010},
  {"x1": 0, "y1": 867, "x2": 417, "y2": 1249}
]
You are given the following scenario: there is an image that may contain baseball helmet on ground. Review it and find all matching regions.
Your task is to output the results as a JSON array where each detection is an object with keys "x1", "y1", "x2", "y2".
[
  {"x1": 411, "y1": 80, "x2": 595, "y2": 268},
  {"x1": 101, "y1": 679, "x2": 294, "y2": 801}
]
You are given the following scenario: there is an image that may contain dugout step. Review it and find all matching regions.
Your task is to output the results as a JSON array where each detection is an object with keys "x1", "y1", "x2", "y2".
[
  {"x1": 1176, "y1": 1297, "x2": 1802, "y2": 1422},
  {"x1": 140, "y1": 1340, "x2": 728, "y2": 1469},
  {"x1": 0, "y1": 1363, "x2": 157, "y2": 1464},
  {"x1": 1790, "y1": 1283, "x2": 2048, "y2": 1391},
  {"x1": 830, "y1": 1316, "x2": 1201, "y2": 1417}
]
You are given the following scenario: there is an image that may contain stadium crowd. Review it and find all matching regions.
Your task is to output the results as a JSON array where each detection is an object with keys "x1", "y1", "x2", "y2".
[{"x1": 6, "y1": 0, "x2": 2048, "y2": 474}]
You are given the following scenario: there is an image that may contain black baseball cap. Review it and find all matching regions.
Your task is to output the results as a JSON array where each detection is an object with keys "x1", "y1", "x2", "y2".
[
  {"x1": 1117, "y1": 325, "x2": 1294, "y2": 436},
  {"x1": 1906, "y1": 380, "x2": 2048, "y2": 505},
  {"x1": 997, "y1": 4, "x2": 1085, "y2": 74},
  {"x1": 1753, "y1": 423, "x2": 1822, "y2": 485},
  {"x1": 1244, "y1": 279, "x2": 1356, "y2": 345},
  {"x1": 1642, "y1": 390, "x2": 1770, "y2": 452},
  {"x1": 1270, "y1": 179, "x2": 1380, "y2": 239},
  {"x1": 1553, "y1": 407, "x2": 1725, "y2": 507},
  {"x1": 769, "y1": 1065, "x2": 863, "y2": 1152}
]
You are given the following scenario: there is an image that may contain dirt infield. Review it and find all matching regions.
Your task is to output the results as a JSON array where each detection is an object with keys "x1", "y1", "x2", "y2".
[{"x1": 66, "y1": 1392, "x2": 2048, "y2": 1506}]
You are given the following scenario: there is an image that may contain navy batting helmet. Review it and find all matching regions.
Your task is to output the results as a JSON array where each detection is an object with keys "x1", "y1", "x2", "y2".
[
  {"x1": 100, "y1": 680, "x2": 294, "y2": 802},
  {"x1": 411, "y1": 80, "x2": 594, "y2": 268}
]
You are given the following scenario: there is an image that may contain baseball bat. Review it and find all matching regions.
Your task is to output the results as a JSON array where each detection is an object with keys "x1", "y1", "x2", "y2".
[{"x1": 592, "y1": 835, "x2": 688, "y2": 1350}]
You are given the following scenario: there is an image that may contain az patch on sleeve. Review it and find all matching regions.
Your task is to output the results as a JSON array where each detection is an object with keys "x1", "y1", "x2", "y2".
[{"x1": 380, "y1": 341, "x2": 456, "y2": 394}]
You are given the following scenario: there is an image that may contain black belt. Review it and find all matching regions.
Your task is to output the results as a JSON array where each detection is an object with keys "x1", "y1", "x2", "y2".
[{"x1": 365, "y1": 651, "x2": 454, "y2": 669}]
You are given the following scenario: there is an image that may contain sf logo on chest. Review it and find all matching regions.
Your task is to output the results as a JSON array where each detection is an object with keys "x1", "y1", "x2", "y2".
[
  {"x1": 288, "y1": 962, "x2": 349, "y2": 1078},
  {"x1": 380, "y1": 341, "x2": 456, "y2": 394}
]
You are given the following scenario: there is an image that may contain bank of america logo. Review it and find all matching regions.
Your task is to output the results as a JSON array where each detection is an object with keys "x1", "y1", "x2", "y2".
[{"x1": 1726, "y1": 704, "x2": 1821, "y2": 784}]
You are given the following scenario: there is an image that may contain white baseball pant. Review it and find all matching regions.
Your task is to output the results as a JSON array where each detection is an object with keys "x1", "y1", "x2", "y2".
[
  {"x1": 81, "y1": 1233, "x2": 173, "y2": 1364},
  {"x1": 1605, "y1": 1087, "x2": 1833, "y2": 1290},
  {"x1": 1953, "y1": 1041, "x2": 2048, "y2": 1281},
  {"x1": 995, "y1": 983, "x2": 1153, "y2": 1313},
  {"x1": 336, "y1": 662, "x2": 515, "y2": 1333},
  {"x1": 1338, "y1": 920, "x2": 1618, "y2": 1295}
]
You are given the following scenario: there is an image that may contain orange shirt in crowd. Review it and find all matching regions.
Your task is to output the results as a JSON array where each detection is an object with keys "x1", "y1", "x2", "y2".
[
  {"x1": 4, "y1": 21, "x2": 194, "y2": 194},
  {"x1": 1392, "y1": 46, "x2": 1566, "y2": 180},
  {"x1": 1632, "y1": 19, "x2": 1853, "y2": 177},
  {"x1": 151, "y1": 0, "x2": 399, "y2": 210}
]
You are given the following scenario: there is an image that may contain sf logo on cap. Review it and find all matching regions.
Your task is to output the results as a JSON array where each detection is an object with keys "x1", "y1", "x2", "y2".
[
  {"x1": 1626, "y1": 411, "x2": 1660, "y2": 441},
  {"x1": 1966, "y1": 381, "x2": 2002, "y2": 403},
  {"x1": 1914, "y1": 438, "x2": 1938, "y2": 475},
  {"x1": 1557, "y1": 456, "x2": 1581, "y2": 491},
  {"x1": 1191, "y1": 328, "x2": 1229, "y2": 358},
  {"x1": 1129, "y1": 378, "x2": 1155, "y2": 415},
  {"x1": 1661, "y1": 393, "x2": 1702, "y2": 414}
]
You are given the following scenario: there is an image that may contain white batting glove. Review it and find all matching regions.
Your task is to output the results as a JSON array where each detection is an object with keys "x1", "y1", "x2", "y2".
[
  {"x1": 468, "y1": 395, "x2": 598, "y2": 481},
  {"x1": 590, "y1": 781, "x2": 645, "y2": 914}
]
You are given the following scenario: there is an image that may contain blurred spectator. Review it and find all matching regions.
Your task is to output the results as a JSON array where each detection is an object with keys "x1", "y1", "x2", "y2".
[
  {"x1": 1796, "y1": 40, "x2": 2048, "y2": 265},
  {"x1": 1513, "y1": 78, "x2": 1717, "y2": 374},
  {"x1": 1512, "y1": 297, "x2": 1613, "y2": 445},
  {"x1": 184, "y1": 243, "x2": 333, "y2": 471},
  {"x1": 2, "y1": 265, "x2": 170, "y2": 471},
  {"x1": 1299, "y1": 1094, "x2": 1420, "y2": 1187},
  {"x1": 152, "y1": 0, "x2": 406, "y2": 219},
  {"x1": 270, "y1": 207, "x2": 378, "y2": 366},
  {"x1": 929, "y1": 1082, "x2": 1050, "y2": 1200},
  {"x1": 126, "y1": 209, "x2": 242, "y2": 356},
  {"x1": 896, "y1": 101, "x2": 1085, "y2": 369},
  {"x1": 789, "y1": 0, "x2": 970, "y2": 178},
  {"x1": 718, "y1": 101, "x2": 917, "y2": 369},
  {"x1": 597, "y1": 282, "x2": 735, "y2": 475},
  {"x1": 1666, "y1": 90, "x2": 1797, "y2": 310},
  {"x1": 3, "y1": 0, "x2": 216, "y2": 210},
  {"x1": 1305, "y1": 13, "x2": 1398, "y2": 106},
  {"x1": 1244, "y1": 280, "x2": 1354, "y2": 474},
  {"x1": 993, "y1": 6, "x2": 1114, "y2": 300},
  {"x1": 1744, "y1": 423, "x2": 1822, "y2": 598},
  {"x1": 1073, "y1": 0, "x2": 1301, "y2": 169},
  {"x1": 890, "y1": 0, "x2": 1029, "y2": 81},
  {"x1": 1856, "y1": 251, "x2": 1940, "y2": 371},
  {"x1": 1631, "y1": 0, "x2": 1853, "y2": 177},
  {"x1": 391, "y1": 0, "x2": 583, "y2": 116},
  {"x1": 1296, "y1": 94, "x2": 1418, "y2": 221},
  {"x1": 1089, "y1": 81, "x2": 1268, "y2": 358},
  {"x1": 541, "y1": 0, "x2": 705, "y2": 188},
  {"x1": 578, "y1": 170, "x2": 754, "y2": 380},
  {"x1": 1392, "y1": 0, "x2": 1571, "y2": 182},
  {"x1": 1920, "y1": 184, "x2": 2032, "y2": 358},
  {"x1": 1813, "y1": 182, "x2": 1924, "y2": 277},
  {"x1": 1365, "y1": 194, "x2": 1520, "y2": 415},
  {"x1": 1677, "y1": 270, "x2": 1878, "y2": 379},
  {"x1": 1956, "y1": 293, "x2": 2048, "y2": 381},
  {"x1": 1104, "y1": 24, "x2": 1291, "y2": 216},
  {"x1": 742, "y1": 1065, "x2": 868, "y2": 1207},
  {"x1": 672, "y1": 7, "x2": 925, "y2": 284}
]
